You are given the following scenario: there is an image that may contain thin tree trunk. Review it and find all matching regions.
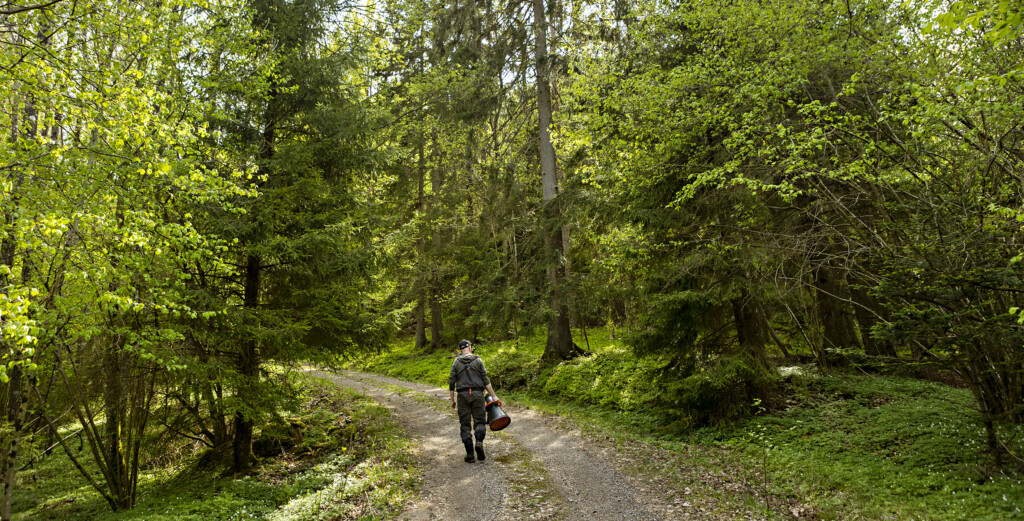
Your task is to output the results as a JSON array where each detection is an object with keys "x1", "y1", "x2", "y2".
[
  {"x1": 415, "y1": 138, "x2": 428, "y2": 350},
  {"x1": 429, "y1": 277, "x2": 443, "y2": 350},
  {"x1": 765, "y1": 320, "x2": 792, "y2": 359},
  {"x1": 233, "y1": 253, "x2": 260, "y2": 473},
  {"x1": 813, "y1": 266, "x2": 860, "y2": 364},
  {"x1": 0, "y1": 84, "x2": 34, "y2": 518},
  {"x1": 849, "y1": 284, "x2": 896, "y2": 357},
  {"x1": 414, "y1": 298, "x2": 427, "y2": 350},
  {"x1": 104, "y1": 193, "x2": 133, "y2": 510},
  {"x1": 31, "y1": 383, "x2": 116, "y2": 510},
  {"x1": 103, "y1": 341, "x2": 131, "y2": 510},
  {"x1": 429, "y1": 133, "x2": 444, "y2": 350},
  {"x1": 0, "y1": 365, "x2": 24, "y2": 520},
  {"x1": 608, "y1": 299, "x2": 616, "y2": 340},
  {"x1": 0, "y1": 100, "x2": 18, "y2": 519}
]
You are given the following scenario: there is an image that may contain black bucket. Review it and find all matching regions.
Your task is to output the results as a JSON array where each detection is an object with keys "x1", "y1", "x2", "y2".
[{"x1": 484, "y1": 395, "x2": 511, "y2": 431}]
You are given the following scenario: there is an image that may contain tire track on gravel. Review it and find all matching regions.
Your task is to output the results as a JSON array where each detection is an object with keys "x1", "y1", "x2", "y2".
[
  {"x1": 318, "y1": 370, "x2": 662, "y2": 521},
  {"x1": 313, "y1": 371, "x2": 507, "y2": 521}
]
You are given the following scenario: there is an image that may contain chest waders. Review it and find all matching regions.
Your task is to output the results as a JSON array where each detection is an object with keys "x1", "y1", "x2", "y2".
[{"x1": 454, "y1": 359, "x2": 488, "y2": 462}]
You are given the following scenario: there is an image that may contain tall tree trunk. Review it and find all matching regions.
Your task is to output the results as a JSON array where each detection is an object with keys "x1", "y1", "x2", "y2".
[
  {"x1": 731, "y1": 290, "x2": 771, "y2": 370},
  {"x1": 813, "y1": 266, "x2": 860, "y2": 365},
  {"x1": 0, "y1": 99, "x2": 19, "y2": 521},
  {"x1": 232, "y1": 63, "x2": 276, "y2": 470},
  {"x1": 533, "y1": 0, "x2": 575, "y2": 360},
  {"x1": 233, "y1": 253, "x2": 261, "y2": 473},
  {"x1": 849, "y1": 284, "x2": 896, "y2": 356},
  {"x1": 2, "y1": 256, "x2": 34, "y2": 519},
  {"x1": 429, "y1": 133, "x2": 444, "y2": 350},
  {"x1": 0, "y1": 85, "x2": 34, "y2": 518},
  {"x1": 0, "y1": 365, "x2": 24, "y2": 521},
  {"x1": 551, "y1": 5, "x2": 572, "y2": 326},
  {"x1": 415, "y1": 139, "x2": 428, "y2": 350},
  {"x1": 414, "y1": 297, "x2": 428, "y2": 350}
]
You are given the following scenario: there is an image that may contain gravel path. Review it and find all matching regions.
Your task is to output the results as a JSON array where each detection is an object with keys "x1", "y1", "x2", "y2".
[{"x1": 314, "y1": 370, "x2": 662, "y2": 521}]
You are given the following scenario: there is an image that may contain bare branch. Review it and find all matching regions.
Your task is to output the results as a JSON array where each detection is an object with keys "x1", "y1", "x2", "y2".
[{"x1": 0, "y1": 0, "x2": 65, "y2": 16}]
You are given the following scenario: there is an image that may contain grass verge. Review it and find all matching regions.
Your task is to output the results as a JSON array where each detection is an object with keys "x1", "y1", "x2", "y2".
[
  {"x1": 344, "y1": 328, "x2": 1024, "y2": 520},
  {"x1": 15, "y1": 373, "x2": 417, "y2": 521}
]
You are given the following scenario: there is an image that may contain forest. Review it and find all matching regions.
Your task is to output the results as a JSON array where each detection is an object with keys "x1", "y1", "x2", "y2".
[{"x1": 0, "y1": 0, "x2": 1023, "y2": 519}]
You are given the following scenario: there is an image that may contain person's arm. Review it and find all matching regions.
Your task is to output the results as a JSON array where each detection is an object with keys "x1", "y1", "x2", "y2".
[
  {"x1": 477, "y1": 359, "x2": 497, "y2": 401},
  {"x1": 449, "y1": 361, "x2": 458, "y2": 408}
]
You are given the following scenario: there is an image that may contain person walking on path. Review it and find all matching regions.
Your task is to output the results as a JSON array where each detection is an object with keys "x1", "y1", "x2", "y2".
[{"x1": 449, "y1": 339, "x2": 500, "y2": 463}]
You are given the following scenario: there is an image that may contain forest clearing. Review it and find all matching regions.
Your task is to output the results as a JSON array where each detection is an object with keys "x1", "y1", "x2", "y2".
[{"x1": 1, "y1": 0, "x2": 1024, "y2": 519}]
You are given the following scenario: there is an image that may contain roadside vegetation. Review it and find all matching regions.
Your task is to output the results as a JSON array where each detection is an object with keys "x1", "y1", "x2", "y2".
[
  {"x1": 347, "y1": 328, "x2": 1024, "y2": 520},
  {"x1": 2, "y1": 0, "x2": 1023, "y2": 518},
  {"x1": 12, "y1": 374, "x2": 416, "y2": 521}
]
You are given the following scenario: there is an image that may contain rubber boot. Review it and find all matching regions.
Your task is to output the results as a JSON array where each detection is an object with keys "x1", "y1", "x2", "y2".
[
  {"x1": 474, "y1": 422, "x2": 486, "y2": 461},
  {"x1": 464, "y1": 440, "x2": 475, "y2": 463}
]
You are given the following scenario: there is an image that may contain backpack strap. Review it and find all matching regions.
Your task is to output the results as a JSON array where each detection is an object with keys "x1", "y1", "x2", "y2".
[
  {"x1": 454, "y1": 355, "x2": 478, "y2": 375},
  {"x1": 453, "y1": 355, "x2": 480, "y2": 384}
]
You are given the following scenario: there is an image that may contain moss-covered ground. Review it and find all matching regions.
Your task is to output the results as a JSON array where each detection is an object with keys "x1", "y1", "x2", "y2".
[
  {"x1": 14, "y1": 372, "x2": 417, "y2": 521},
  {"x1": 345, "y1": 328, "x2": 1024, "y2": 520}
]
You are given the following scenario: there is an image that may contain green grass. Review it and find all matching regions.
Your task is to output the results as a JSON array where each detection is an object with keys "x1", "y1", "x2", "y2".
[
  {"x1": 15, "y1": 373, "x2": 417, "y2": 521},
  {"x1": 709, "y1": 372, "x2": 1024, "y2": 520},
  {"x1": 345, "y1": 327, "x2": 1024, "y2": 520},
  {"x1": 350, "y1": 327, "x2": 665, "y2": 410}
]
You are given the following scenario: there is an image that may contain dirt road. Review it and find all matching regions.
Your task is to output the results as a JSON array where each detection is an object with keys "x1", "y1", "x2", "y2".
[{"x1": 314, "y1": 370, "x2": 663, "y2": 521}]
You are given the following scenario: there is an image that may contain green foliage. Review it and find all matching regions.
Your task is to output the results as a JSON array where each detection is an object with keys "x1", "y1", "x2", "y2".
[
  {"x1": 703, "y1": 373, "x2": 1024, "y2": 519},
  {"x1": 351, "y1": 329, "x2": 1024, "y2": 518},
  {"x1": 555, "y1": 0, "x2": 1024, "y2": 462},
  {"x1": 0, "y1": 0, "x2": 274, "y2": 507},
  {"x1": 4, "y1": 0, "x2": 1024, "y2": 514},
  {"x1": 351, "y1": 327, "x2": 772, "y2": 429},
  {"x1": 627, "y1": 291, "x2": 705, "y2": 360},
  {"x1": 365, "y1": 0, "x2": 572, "y2": 349},
  {"x1": 539, "y1": 349, "x2": 661, "y2": 411},
  {"x1": 14, "y1": 377, "x2": 416, "y2": 521},
  {"x1": 660, "y1": 356, "x2": 779, "y2": 430}
]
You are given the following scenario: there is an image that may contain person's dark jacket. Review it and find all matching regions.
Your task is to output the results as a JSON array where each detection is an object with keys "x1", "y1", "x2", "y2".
[{"x1": 449, "y1": 354, "x2": 490, "y2": 392}]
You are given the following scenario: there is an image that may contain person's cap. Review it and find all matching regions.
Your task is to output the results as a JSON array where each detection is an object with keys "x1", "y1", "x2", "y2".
[{"x1": 458, "y1": 339, "x2": 472, "y2": 349}]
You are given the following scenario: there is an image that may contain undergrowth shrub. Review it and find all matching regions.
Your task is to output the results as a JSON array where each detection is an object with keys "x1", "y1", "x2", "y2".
[
  {"x1": 538, "y1": 352, "x2": 662, "y2": 411},
  {"x1": 474, "y1": 350, "x2": 532, "y2": 388},
  {"x1": 382, "y1": 354, "x2": 448, "y2": 387},
  {"x1": 695, "y1": 373, "x2": 1024, "y2": 520},
  {"x1": 354, "y1": 329, "x2": 780, "y2": 431},
  {"x1": 15, "y1": 374, "x2": 415, "y2": 521},
  {"x1": 658, "y1": 355, "x2": 779, "y2": 430},
  {"x1": 483, "y1": 345, "x2": 776, "y2": 431}
]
